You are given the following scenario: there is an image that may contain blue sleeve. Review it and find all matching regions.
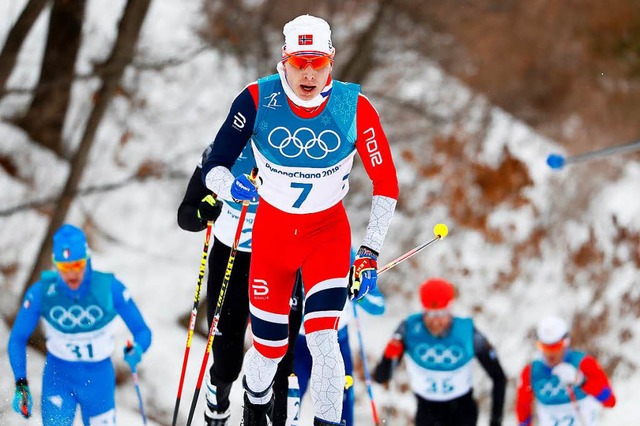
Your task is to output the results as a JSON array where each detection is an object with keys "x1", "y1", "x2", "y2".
[
  {"x1": 112, "y1": 279, "x2": 152, "y2": 352},
  {"x1": 8, "y1": 282, "x2": 43, "y2": 381},
  {"x1": 201, "y1": 87, "x2": 257, "y2": 182},
  {"x1": 356, "y1": 286, "x2": 386, "y2": 315}
]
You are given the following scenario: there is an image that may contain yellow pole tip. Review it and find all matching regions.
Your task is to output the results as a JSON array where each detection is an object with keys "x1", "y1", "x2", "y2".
[
  {"x1": 345, "y1": 375, "x2": 354, "y2": 389},
  {"x1": 433, "y1": 223, "x2": 448, "y2": 238}
]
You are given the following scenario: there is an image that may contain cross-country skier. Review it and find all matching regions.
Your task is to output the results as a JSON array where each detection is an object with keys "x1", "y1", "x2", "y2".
[
  {"x1": 177, "y1": 144, "x2": 304, "y2": 425},
  {"x1": 373, "y1": 278, "x2": 506, "y2": 426},
  {"x1": 201, "y1": 14, "x2": 399, "y2": 426},
  {"x1": 516, "y1": 315, "x2": 616, "y2": 426},
  {"x1": 8, "y1": 224, "x2": 152, "y2": 425}
]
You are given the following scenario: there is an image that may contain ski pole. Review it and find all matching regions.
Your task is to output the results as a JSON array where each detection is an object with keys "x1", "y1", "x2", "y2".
[
  {"x1": 378, "y1": 223, "x2": 448, "y2": 275},
  {"x1": 127, "y1": 341, "x2": 148, "y2": 425},
  {"x1": 352, "y1": 223, "x2": 448, "y2": 425},
  {"x1": 547, "y1": 138, "x2": 640, "y2": 170},
  {"x1": 567, "y1": 385, "x2": 587, "y2": 426},
  {"x1": 185, "y1": 168, "x2": 258, "y2": 426},
  {"x1": 171, "y1": 221, "x2": 214, "y2": 426},
  {"x1": 352, "y1": 302, "x2": 381, "y2": 426}
]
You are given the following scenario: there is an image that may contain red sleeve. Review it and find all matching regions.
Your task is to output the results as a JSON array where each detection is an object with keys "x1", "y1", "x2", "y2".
[
  {"x1": 383, "y1": 338, "x2": 404, "y2": 360},
  {"x1": 247, "y1": 82, "x2": 259, "y2": 109},
  {"x1": 579, "y1": 355, "x2": 616, "y2": 407},
  {"x1": 516, "y1": 364, "x2": 534, "y2": 425},
  {"x1": 355, "y1": 94, "x2": 399, "y2": 199}
]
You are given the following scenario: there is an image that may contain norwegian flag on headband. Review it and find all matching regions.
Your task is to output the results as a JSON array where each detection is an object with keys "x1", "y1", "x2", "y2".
[{"x1": 298, "y1": 34, "x2": 313, "y2": 45}]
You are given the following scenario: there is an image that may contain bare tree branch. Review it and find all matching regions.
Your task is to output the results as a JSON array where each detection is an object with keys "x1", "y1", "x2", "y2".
[
  {"x1": 1, "y1": 44, "x2": 213, "y2": 97},
  {"x1": 0, "y1": 0, "x2": 49, "y2": 96},
  {"x1": 0, "y1": 169, "x2": 189, "y2": 217}
]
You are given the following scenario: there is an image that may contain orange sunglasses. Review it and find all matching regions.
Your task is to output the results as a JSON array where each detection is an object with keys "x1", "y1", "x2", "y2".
[
  {"x1": 55, "y1": 258, "x2": 87, "y2": 273},
  {"x1": 284, "y1": 54, "x2": 333, "y2": 70},
  {"x1": 537, "y1": 338, "x2": 568, "y2": 353}
]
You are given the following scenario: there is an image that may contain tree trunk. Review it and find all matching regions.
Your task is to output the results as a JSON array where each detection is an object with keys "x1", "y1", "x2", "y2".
[
  {"x1": 17, "y1": 0, "x2": 85, "y2": 156},
  {"x1": 336, "y1": 0, "x2": 392, "y2": 83},
  {"x1": 0, "y1": 0, "x2": 49, "y2": 95},
  {"x1": 14, "y1": 0, "x2": 152, "y2": 349}
]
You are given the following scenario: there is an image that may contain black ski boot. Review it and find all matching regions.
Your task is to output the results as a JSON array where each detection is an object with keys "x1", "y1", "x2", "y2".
[
  {"x1": 313, "y1": 418, "x2": 346, "y2": 426},
  {"x1": 241, "y1": 393, "x2": 274, "y2": 426},
  {"x1": 241, "y1": 378, "x2": 274, "y2": 426},
  {"x1": 204, "y1": 376, "x2": 232, "y2": 425},
  {"x1": 204, "y1": 407, "x2": 230, "y2": 426}
]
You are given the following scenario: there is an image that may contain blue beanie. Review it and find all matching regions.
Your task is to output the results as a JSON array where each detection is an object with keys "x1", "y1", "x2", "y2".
[{"x1": 52, "y1": 224, "x2": 88, "y2": 262}]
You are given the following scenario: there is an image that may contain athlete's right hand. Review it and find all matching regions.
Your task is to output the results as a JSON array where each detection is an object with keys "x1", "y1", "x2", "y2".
[
  {"x1": 13, "y1": 378, "x2": 32, "y2": 419},
  {"x1": 230, "y1": 173, "x2": 259, "y2": 203},
  {"x1": 197, "y1": 194, "x2": 222, "y2": 223}
]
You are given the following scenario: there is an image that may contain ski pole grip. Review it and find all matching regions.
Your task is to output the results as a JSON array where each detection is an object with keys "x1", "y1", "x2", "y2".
[
  {"x1": 244, "y1": 167, "x2": 260, "y2": 207},
  {"x1": 21, "y1": 390, "x2": 29, "y2": 417},
  {"x1": 248, "y1": 167, "x2": 259, "y2": 183}
]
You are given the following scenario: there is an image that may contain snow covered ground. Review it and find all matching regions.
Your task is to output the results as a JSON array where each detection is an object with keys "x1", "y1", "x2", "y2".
[{"x1": 1, "y1": 1, "x2": 639, "y2": 425}]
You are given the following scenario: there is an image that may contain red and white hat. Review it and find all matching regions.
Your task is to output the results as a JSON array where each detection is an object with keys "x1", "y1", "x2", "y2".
[{"x1": 283, "y1": 15, "x2": 334, "y2": 56}]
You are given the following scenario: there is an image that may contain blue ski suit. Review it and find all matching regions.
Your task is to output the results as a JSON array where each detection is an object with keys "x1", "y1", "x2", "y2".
[{"x1": 8, "y1": 266, "x2": 152, "y2": 425}]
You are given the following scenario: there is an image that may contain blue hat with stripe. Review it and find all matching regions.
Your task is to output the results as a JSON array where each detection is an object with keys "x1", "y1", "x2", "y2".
[{"x1": 52, "y1": 224, "x2": 88, "y2": 262}]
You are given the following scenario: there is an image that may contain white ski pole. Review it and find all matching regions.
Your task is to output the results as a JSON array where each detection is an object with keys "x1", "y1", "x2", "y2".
[{"x1": 378, "y1": 223, "x2": 448, "y2": 276}]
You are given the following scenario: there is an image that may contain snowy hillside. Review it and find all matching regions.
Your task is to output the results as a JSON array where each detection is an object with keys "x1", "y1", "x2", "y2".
[{"x1": 1, "y1": 1, "x2": 639, "y2": 425}]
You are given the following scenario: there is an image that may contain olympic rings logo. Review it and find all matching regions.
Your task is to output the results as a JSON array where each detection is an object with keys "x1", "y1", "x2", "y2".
[
  {"x1": 537, "y1": 380, "x2": 568, "y2": 398},
  {"x1": 414, "y1": 343, "x2": 465, "y2": 367},
  {"x1": 49, "y1": 305, "x2": 104, "y2": 330},
  {"x1": 268, "y1": 126, "x2": 341, "y2": 160}
]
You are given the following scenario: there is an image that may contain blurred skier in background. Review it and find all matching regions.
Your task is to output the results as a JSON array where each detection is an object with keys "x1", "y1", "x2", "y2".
[
  {"x1": 7, "y1": 224, "x2": 152, "y2": 426},
  {"x1": 373, "y1": 278, "x2": 506, "y2": 426},
  {"x1": 178, "y1": 144, "x2": 303, "y2": 426},
  {"x1": 516, "y1": 315, "x2": 616, "y2": 426},
  {"x1": 200, "y1": 13, "x2": 399, "y2": 426}
]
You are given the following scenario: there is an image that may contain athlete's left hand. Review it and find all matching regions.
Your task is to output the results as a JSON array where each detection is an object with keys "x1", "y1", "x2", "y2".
[
  {"x1": 123, "y1": 342, "x2": 143, "y2": 371},
  {"x1": 348, "y1": 246, "x2": 378, "y2": 301},
  {"x1": 552, "y1": 362, "x2": 584, "y2": 387}
]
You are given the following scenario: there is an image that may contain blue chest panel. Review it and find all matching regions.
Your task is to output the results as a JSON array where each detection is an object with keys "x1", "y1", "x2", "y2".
[
  {"x1": 531, "y1": 350, "x2": 588, "y2": 405},
  {"x1": 253, "y1": 74, "x2": 359, "y2": 168},
  {"x1": 230, "y1": 142, "x2": 256, "y2": 176},
  {"x1": 40, "y1": 271, "x2": 117, "y2": 334},
  {"x1": 404, "y1": 314, "x2": 475, "y2": 371}
]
